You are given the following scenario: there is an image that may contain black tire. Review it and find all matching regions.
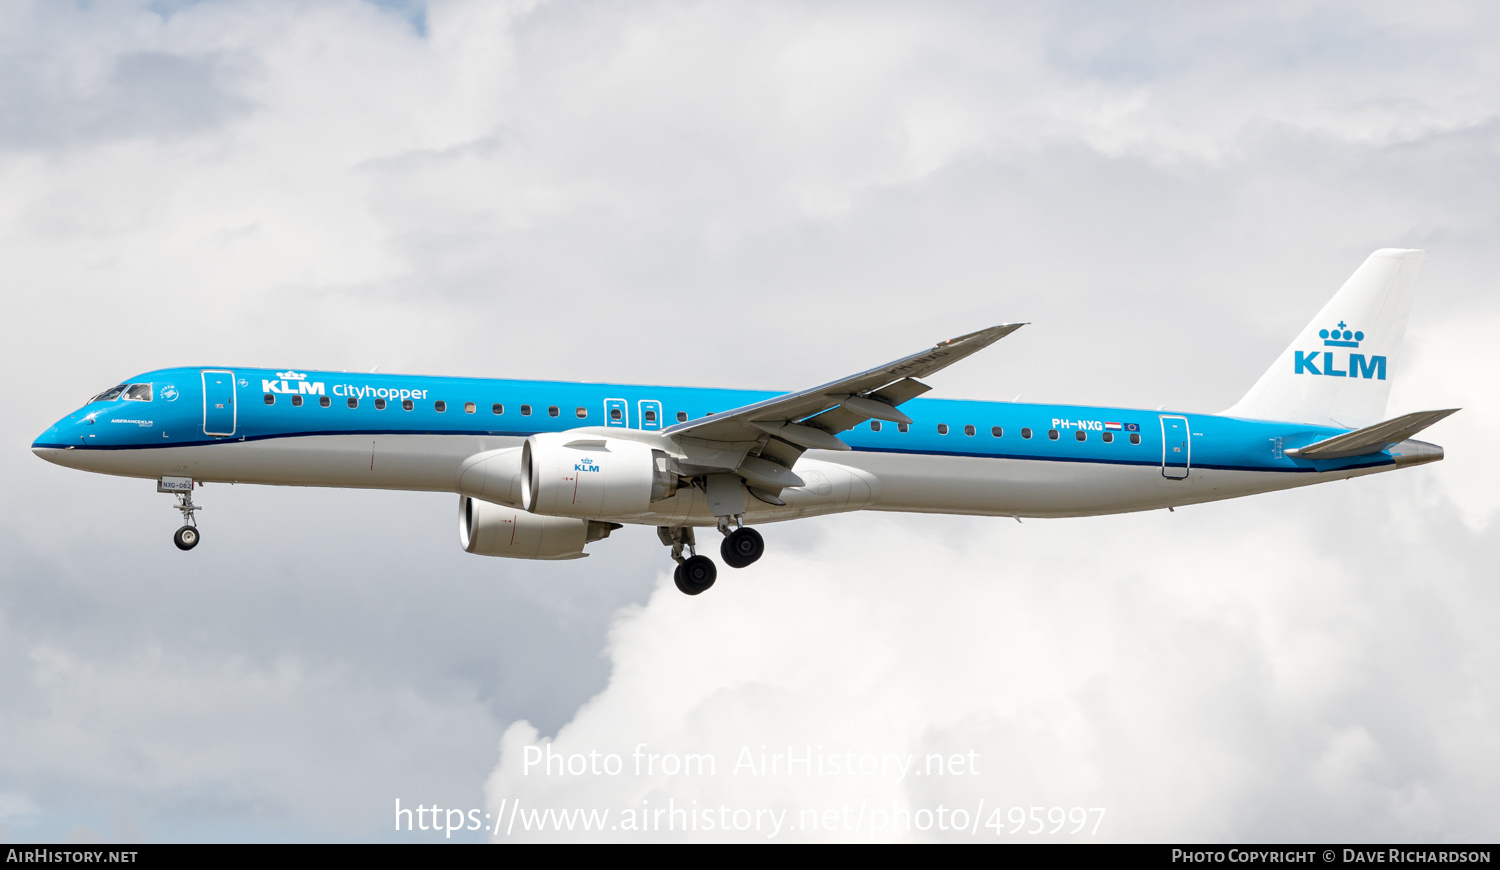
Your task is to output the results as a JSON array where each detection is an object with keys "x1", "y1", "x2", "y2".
[
  {"x1": 173, "y1": 525, "x2": 200, "y2": 551},
  {"x1": 675, "y1": 555, "x2": 716, "y2": 595},
  {"x1": 720, "y1": 527, "x2": 764, "y2": 569}
]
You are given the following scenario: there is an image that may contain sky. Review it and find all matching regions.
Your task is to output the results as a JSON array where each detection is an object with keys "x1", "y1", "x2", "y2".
[{"x1": 0, "y1": 0, "x2": 1496, "y2": 843}]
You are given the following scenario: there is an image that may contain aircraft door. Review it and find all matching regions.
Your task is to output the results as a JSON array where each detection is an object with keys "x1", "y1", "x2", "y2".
[
  {"x1": 604, "y1": 398, "x2": 629, "y2": 428},
  {"x1": 639, "y1": 400, "x2": 662, "y2": 431},
  {"x1": 202, "y1": 369, "x2": 237, "y2": 436},
  {"x1": 1160, "y1": 415, "x2": 1189, "y2": 479}
]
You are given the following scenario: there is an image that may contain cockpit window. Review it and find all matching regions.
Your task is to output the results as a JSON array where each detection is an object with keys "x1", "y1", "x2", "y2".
[
  {"x1": 90, "y1": 385, "x2": 128, "y2": 403},
  {"x1": 122, "y1": 384, "x2": 153, "y2": 402}
]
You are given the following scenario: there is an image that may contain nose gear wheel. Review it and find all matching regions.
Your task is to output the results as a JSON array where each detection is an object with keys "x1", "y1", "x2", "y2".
[
  {"x1": 173, "y1": 525, "x2": 200, "y2": 551},
  {"x1": 167, "y1": 485, "x2": 203, "y2": 550}
]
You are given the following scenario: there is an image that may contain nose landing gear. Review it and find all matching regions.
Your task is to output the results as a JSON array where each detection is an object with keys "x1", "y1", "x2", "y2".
[
  {"x1": 173, "y1": 524, "x2": 200, "y2": 551},
  {"x1": 160, "y1": 477, "x2": 202, "y2": 551}
]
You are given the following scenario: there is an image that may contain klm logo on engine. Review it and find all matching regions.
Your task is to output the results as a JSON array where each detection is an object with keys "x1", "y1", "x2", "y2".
[
  {"x1": 1294, "y1": 322, "x2": 1385, "y2": 380},
  {"x1": 574, "y1": 457, "x2": 601, "y2": 473},
  {"x1": 262, "y1": 370, "x2": 326, "y2": 395}
]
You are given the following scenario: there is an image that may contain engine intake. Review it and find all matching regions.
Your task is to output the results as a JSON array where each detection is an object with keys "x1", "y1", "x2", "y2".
[{"x1": 521, "y1": 433, "x2": 678, "y2": 519}]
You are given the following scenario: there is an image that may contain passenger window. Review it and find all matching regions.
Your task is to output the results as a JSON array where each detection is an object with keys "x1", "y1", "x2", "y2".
[
  {"x1": 348, "y1": 397, "x2": 359, "y2": 409},
  {"x1": 320, "y1": 396, "x2": 331, "y2": 408},
  {"x1": 676, "y1": 411, "x2": 688, "y2": 422},
  {"x1": 991, "y1": 426, "x2": 1003, "y2": 437},
  {"x1": 870, "y1": 421, "x2": 881, "y2": 432},
  {"x1": 435, "y1": 400, "x2": 447, "y2": 412},
  {"x1": 548, "y1": 406, "x2": 560, "y2": 417},
  {"x1": 937, "y1": 424, "x2": 949, "y2": 435},
  {"x1": 492, "y1": 403, "x2": 504, "y2": 415},
  {"x1": 645, "y1": 410, "x2": 657, "y2": 423},
  {"x1": 576, "y1": 407, "x2": 587, "y2": 418},
  {"x1": 90, "y1": 385, "x2": 128, "y2": 402},
  {"x1": 1130, "y1": 433, "x2": 1141, "y2": 445},
  {"x1": 521, "y1": 405, "x2": 532, "y2": 416},
  {"x1": 1102, "y1": 431, "x2": 1113, "y2": 443},
  {"x1": 964, "y1": 425, "x2": 976, "y2": 437},
  {"x1": 1048, "y1": 429, "x2": 1059, "y2": 440},
  {"x1": 1021, "y1": 428, "x2": 1032, "y2": 439},
  {"x1": 264, "y1": 394, "x2": 275, "y2": 405},
  {"x1": 611, "y1": 408, "x2": 622, "y2": 421},
  {"x1": 291, "y1": 394, "x2": 303, "y2": 407},
  {"x1": 122, "y1": 384, "x2": 153, "y2": 402},
  {"x1": 464, "y1": 402, "x2": 476, "y2": 414},
  {"x1": 898, "y1": 423, "x2": 909, "y2": 433},
  {"x1": 402, "y1": 399, "x2": 414, "y2": 411},
  {"x1": 375, "y1": 398, "x2": 387, "y2": 410},
  {"x1": 1075, "y1": 430, "x2": 1086, "y2": 442}
]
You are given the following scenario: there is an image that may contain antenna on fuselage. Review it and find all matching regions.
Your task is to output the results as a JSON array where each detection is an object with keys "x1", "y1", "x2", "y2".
[{"x1": 370, "y1": 364, "x2": 381, "y2": 373}]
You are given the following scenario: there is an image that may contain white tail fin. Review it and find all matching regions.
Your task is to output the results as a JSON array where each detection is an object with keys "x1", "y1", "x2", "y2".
[{"x1": 1225, "y1": 249, "x2": 1424, "y2": 428}]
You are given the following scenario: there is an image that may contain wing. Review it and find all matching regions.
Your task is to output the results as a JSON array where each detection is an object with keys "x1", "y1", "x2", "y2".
[{"x1": 662, "y1": 323, "x2": 1024, "y2": 491}]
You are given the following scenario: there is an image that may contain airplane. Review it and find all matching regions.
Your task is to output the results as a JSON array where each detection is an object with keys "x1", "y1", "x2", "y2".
[{"x1": 33, "y1": 249, "x2": 1457, "y2": 596}]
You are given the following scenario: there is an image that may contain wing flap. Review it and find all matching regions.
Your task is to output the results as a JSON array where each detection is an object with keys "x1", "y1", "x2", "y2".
[
  {"x1": 1285, "y1": 408, "x2": 1459, "y2": 459},
  {"x1": 869, "y1": 377, "x2": 932, "y2": 407}
]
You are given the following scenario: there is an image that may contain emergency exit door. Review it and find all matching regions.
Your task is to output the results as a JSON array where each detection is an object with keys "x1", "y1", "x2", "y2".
[{"x1": 639, "y1": 400, "x2": 663, "y2": 431}]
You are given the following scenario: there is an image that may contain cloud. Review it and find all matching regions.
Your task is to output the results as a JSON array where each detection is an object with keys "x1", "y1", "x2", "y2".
[
  {"x1": 485, "y1": 486, "x2": 1499, "y2": 842},
  {"x1": 0, "y1": 6, "x2": 256, "y2": 151}
]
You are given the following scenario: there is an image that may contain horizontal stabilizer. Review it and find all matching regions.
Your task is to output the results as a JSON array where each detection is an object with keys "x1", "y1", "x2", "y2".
[{"x1": 1285, "y1": 408, "x2": 1459, "y2": 459}]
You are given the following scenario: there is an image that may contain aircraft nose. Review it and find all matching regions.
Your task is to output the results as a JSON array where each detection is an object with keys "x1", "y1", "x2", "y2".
[
  {"x1": 33, "y1": 413, "x2": 84, "y2": 461},
  {"x1": 33, "y1": 426, "x2": 63, "y2": 463},
  {"x1": 34, "y1": 420, "x2": 61, "y2": 448}
]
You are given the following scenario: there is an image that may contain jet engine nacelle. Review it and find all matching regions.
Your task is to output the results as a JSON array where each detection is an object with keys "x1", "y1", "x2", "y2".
[
  {"x1": 459, "y1": 495, "x2": 617, "y2": 560},
  {"x1": 521, "y1": 432, "x2": 678, "y2": 519}
]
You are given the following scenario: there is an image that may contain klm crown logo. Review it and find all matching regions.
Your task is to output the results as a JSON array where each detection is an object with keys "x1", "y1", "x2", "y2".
[
  {"x1": 1320, "y1": 322, "x2": 1364, "y2": 348},
  {"x1": 1295, "y1": 321, "x2": 1384, "y2": 380},
  {"x1": 263, "y1": 369, "x2": 325, "y2": 395},
  {"x1": 574, "y1": 456, "x2": 601, "y2": 473}
]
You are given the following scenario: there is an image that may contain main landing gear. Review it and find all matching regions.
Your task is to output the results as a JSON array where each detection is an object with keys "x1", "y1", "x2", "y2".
[
  {"x1": 676, "y1": 555, "x2": 717, "y2": 596},
  {"x1": 659, "y1": 526, "x2": 715, "y2": 595},
  {"x1": 658, "y1": 517, "x2": 766, "y2": 596},
  {"x1": 716, "y1": 514, "x2": 764, "y2": 569}
]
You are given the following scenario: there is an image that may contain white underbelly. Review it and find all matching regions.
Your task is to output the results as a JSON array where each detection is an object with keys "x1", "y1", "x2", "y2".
[
  {"x1": 42, "y1": 434, "x2": 521, "y2": 492},
  {"x1": 43, "y1": 437, "x2": 1382, "y2": 521},
  {"x1": 833, "y1": 450, "x2": 1351, "y2": 518}
]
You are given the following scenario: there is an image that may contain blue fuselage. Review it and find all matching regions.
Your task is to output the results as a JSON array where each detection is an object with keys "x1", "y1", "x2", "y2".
[{"x1": 36, "y1": 365, "x2": 1387, "y2": 473}]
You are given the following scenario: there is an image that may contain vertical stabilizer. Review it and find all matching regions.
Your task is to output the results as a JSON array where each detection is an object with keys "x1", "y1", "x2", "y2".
[{"x1": 1224, "y1": 249, "x2": 1424, "y2": 428}]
